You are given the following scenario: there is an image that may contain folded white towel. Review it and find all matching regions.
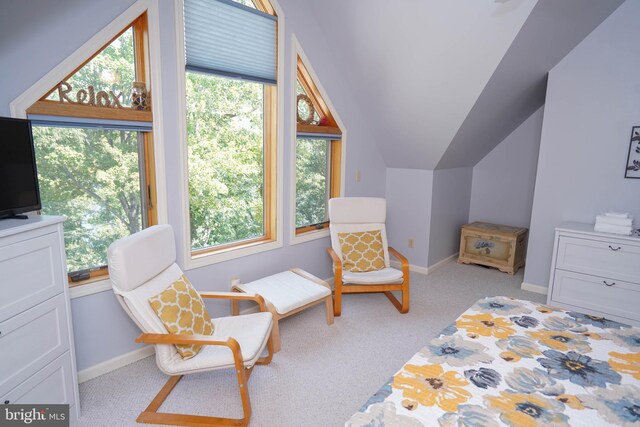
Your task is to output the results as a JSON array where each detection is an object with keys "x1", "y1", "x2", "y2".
[
  {"x1": 596, "y1": 214, "x2": 634, "y2": 227},
  {"x1": 594, "y1": 223, "x2": 633, "y2": 235},
  {"x1": 605, "y1": 211, "x2": 631, "y2": 219}
]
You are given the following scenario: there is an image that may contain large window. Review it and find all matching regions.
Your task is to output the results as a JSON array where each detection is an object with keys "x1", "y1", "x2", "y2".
[
  {"x1": 296, "y1": 138, "x2": 329, "y2": 228},
  {"x1": 27, "y1": 14, "x2": 156, "y2": 284},
  {"x1": 32, "y1": 127, "x2": 150, "y2": 273},
  {"x1": 183, "y1": 0, "x2": 277, "y2": 257},
  {"x1": 186, "y1": 73, "x2": 266, "y2": 250},
  {"x1": 294, "y1": 57, "x2": 342, "y2": 236}
]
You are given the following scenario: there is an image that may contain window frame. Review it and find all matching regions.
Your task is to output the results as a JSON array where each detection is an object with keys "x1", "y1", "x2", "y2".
[
  {"x1": 290, "y1": 37, "x2": 345, "y2": 245},
  {"x1": 28, "y1": 14, "x2": 158, "y2": 286},
  {"x1": 10, "y1": 0, "x2": 168, "y2": 298},
  {"x1": 175, "y1": 0, "x2": 284, "y2": 269}
]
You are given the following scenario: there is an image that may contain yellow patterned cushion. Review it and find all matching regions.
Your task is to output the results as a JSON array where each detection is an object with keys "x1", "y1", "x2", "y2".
[
  {"x1": 338, "y1": 230, "x2": 386, "y2": 272},
  {"x1": 149, "y1": 275, "x2": 214, "y2": 359}
]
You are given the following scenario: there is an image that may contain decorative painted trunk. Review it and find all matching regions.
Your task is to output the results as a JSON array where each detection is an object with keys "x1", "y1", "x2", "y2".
[{"x1": 457, "y1": 222, "x2": 528, "y2": 275}]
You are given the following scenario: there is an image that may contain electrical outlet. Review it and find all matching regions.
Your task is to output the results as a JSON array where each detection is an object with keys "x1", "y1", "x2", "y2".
[
  {"x1": 356, "y1": 170, "x2": 362, "y2": 182},
  {"x1": 408, "y1": 238, "x2": 414, "y2": 248}
]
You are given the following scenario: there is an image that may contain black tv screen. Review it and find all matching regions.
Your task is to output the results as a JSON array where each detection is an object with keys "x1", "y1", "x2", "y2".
[{"x1": 0, "y1": 117, "x2": 41, "y2": 218}]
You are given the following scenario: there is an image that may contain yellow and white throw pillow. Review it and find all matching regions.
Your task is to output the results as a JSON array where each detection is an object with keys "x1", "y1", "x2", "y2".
[
  {"x1": 149, "y1": 274, "x2": 214, "y2": 359},
  {"x1": 338, "y1": 230, "x2": 386, "y2": 272}
]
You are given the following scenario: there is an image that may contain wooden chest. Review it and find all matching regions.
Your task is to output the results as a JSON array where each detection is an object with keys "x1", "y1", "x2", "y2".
[{"x1": 458, "y1": 222, "x2": 528, "y2": 275}]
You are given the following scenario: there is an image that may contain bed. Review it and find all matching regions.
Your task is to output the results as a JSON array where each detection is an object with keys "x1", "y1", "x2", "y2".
[{"x1": 346, "y1": 297, "x2": 640, "y2": 426}]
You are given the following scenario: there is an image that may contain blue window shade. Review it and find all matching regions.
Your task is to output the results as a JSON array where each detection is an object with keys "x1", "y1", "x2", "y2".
[
  {"x1": 29, "y1": 115, "x2": 152, "y2": 132},
  {"x1": 297, "y1": 132, "x2": 341, "y2": 140},
  {"x1": 184, "y1": 0, "x2": 277, "y2": 85}
]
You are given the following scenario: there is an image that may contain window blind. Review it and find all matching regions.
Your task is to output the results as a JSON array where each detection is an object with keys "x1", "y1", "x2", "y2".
[
  {"x1": 184, "y1": 0, "x2": 277, "y2": 85},
  {"x1": 29, "y1": 115, "x2": 153, "y2": 132},
  {"x1": 296, "y1": 132, "x2": 341, "y2": 140}
]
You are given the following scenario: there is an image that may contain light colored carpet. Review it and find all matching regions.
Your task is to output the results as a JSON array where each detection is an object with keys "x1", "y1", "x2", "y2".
[{"x1": 74, "y1": 261, "x2": 545, "y2": 427}]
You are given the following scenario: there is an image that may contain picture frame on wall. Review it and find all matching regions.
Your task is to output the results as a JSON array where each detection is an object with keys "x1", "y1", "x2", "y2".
[{"x1": 625, "y1": 126, "x2": 640, "y2": 178}]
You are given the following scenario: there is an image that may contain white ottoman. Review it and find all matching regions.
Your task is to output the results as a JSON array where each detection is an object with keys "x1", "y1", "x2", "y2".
[{"x1": 231, "y1": 268, "x2": 334, "y2": 352}]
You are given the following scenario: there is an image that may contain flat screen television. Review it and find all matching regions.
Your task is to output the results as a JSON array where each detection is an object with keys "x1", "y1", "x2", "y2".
[{"x1": 0, "y1": 117, "x2": 41, "y2": 219}]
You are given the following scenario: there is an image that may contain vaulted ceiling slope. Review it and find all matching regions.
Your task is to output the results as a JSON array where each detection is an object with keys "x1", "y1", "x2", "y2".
[
  {"x1": 306, "y1": 0, "x2": 624, "y2": 170},
  {"x1": 437, "y1": 0, "x2": 625, "y2": 169}
]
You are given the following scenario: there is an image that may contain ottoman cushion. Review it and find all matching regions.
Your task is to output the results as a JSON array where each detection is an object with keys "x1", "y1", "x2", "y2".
[{"x1": 235, "y1": 271, "x2": 331, "y2": 315}]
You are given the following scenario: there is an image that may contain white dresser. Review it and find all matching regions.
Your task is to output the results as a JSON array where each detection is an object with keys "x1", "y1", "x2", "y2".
[
  {"x1": 0, "y1": 216, "x2": 80, "y2": 418},
  {"x1": 548, "y1": 221, "x2": 640, "y2": 326}
]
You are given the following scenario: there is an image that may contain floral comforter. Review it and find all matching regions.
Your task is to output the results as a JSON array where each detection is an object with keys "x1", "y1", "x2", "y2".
[{"x1": 346, "y1": 297, "x2": 640, "y2": 426}]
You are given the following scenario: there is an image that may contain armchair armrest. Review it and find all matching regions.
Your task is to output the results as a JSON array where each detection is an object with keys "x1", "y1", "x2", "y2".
[
  {"x1": 327, "y1": 247, "x2": 342, "y2": 268},
  {"x1": 135, "y1": 333, "x2": 245, "y2": 364},
  {"x1": 327, "y1": 247, "x2": 343, "y2": 289},
  {"x1": 199, "y1": 291, "x2": 267, "y2": 312},
  {"x1": 136, "y1": 333, "x2": 238, "y2": 348},
  {"x1": 388, "y1": 246, "x2": 409, "y2": 270}
]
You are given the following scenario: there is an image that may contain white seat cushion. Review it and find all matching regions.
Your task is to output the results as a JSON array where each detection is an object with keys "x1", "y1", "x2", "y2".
[
  {"x1": 235, "y1": 271, "x2": 331, "y2": 315},
  {"x1": 342, "y1": 267, "x2": 404, "y2": 285},
  {"x1": 157, "y1": 312, "x2": 273, "y2": 375}
]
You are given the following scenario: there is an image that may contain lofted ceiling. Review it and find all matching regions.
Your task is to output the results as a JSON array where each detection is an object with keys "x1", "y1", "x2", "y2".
[{"x1": 306, "y1": 0, "x2": 625, "y2": 170}]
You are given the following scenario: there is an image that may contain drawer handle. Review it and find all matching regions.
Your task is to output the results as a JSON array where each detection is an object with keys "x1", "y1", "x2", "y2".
[
  {"x1": 608, "y1": 245, "x2": 621, "y2": 251},
  {"x1": 603, "y1": 280, "x2": 616, "y2": 287}
]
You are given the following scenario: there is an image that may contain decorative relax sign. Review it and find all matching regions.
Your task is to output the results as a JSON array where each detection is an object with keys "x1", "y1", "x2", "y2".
[{"x1": 55, "y1": 81, "x2": 150, "y2": 111}]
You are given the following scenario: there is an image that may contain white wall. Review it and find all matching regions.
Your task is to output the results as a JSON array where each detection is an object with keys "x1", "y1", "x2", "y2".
[
  {"x1": 524, "y1": 1, "x2": 640, "y2": 288},
  {"x1": 385, "y1": 167, "x2": 474, "y2": 270},
  {"x1": 469, "y1": 106, "x2": 543, "y2": 228},
  {"x1": 385, "y1": 168, "x2": 433, "y2": 268},
  {"x1": 0, "y1": 0, "x2": 388, "y2": 371},
  {"x1": 305, "y1": 0, "x2": 538, "y2": 170},
  {"x1": 428, "y1": 167, "x2": 473, "y2": 265}
]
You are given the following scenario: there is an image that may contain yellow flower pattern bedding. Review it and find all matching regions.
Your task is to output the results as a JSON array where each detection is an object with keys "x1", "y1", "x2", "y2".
[{"x1": 346, "y1": 297, "x2": 640, "y2": 426}]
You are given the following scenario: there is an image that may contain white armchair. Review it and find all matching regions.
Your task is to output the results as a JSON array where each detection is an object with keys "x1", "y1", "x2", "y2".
[
  {"x1": 108, "y1": 224, "x2": 273, "y2": 427},
  {"x1": 327, "y1": 197, "x2": 410, "y2": 316}
]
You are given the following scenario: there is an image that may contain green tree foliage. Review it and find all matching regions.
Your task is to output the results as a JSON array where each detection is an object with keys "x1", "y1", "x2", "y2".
[
  {"x1": 33, "y1": 127, "x2": 143, "y2": 273},
  {"x1": 296, "y1": 138, "x2": 329, "y2": 227},
  {"x1": 33, "y1": 28, "x2": 143, "y2": 272},
  {"x1": 47, "y1": 28, "x2": 135, "y2": 106},
  {"x1": 186, "y1": 72, "x2": 264, "y2": 249}
]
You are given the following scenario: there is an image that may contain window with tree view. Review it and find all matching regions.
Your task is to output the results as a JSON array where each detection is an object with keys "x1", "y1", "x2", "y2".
[
  {"x1": 183, "y1": 0, "x2": 277, "y2": 256},
  {"x1": 294, "y1": 57, "x2": 342, "y2": 235},
  {"x1": 186, "y1": 72, "x2": 266, "y2": 251},
  {"x1": 27, "y1": 14, "x2": 155, "y2": 282},
  {"x1": 296, "y1": 138, "x2": 330, "y2": 228},
  {"x1": 32, "y1": 127, "x2": 148, "y2": 273}
]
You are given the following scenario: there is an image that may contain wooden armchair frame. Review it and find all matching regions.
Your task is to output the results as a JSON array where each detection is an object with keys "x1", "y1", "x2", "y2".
[
  {"x1": 327, "y1": 246, "x2": 410, "y2": 316},
  {"x1": 134, "y1": 292, "x2": 273, "y2": 427}
]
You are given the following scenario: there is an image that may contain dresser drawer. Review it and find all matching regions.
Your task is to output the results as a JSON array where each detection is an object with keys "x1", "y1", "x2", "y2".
[
  {"x1": 0, "y1": 231, "x2": 65, "y2": 320},
  {"x1": 0, "y1": 294, "x2": 70, "y2": 396},
  {"x1": 556, "y1": 236, "x2": 640, "y2": 284},
  {"x1": 1, "y1": 352, "x2": 74, "y2": 405},
  {"x1": 551, "y1": 269, "x2": 640, "y2": 322}
]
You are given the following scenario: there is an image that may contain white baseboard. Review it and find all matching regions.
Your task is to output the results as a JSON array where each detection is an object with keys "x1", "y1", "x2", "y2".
[
  {"x1": 78, "y1": 345, "x2": 155, "y2": 384},
  {"x1": 427, "y1": 253, "x2": 458, "y2": 274},
  {"x1": 390, "y1": 253, "x2": 458, "y2": 276},
  {"x1": 521, "y1": 281, "x2": 548, "y2": 295}
]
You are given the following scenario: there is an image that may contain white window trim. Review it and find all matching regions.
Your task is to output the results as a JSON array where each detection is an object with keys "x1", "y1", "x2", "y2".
[
  {"x1": 289, "y1": 34, "x2": 346, "y2": 246},
  {"x1": 174, "y1": 0, "x2": 285, "y2": 270},
  {"x1": 10, "y1": 0, "x2": 169, "y2": 299},
  {"x1": 69, "y1": 279, "x2": 112, "y2": 299}
]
